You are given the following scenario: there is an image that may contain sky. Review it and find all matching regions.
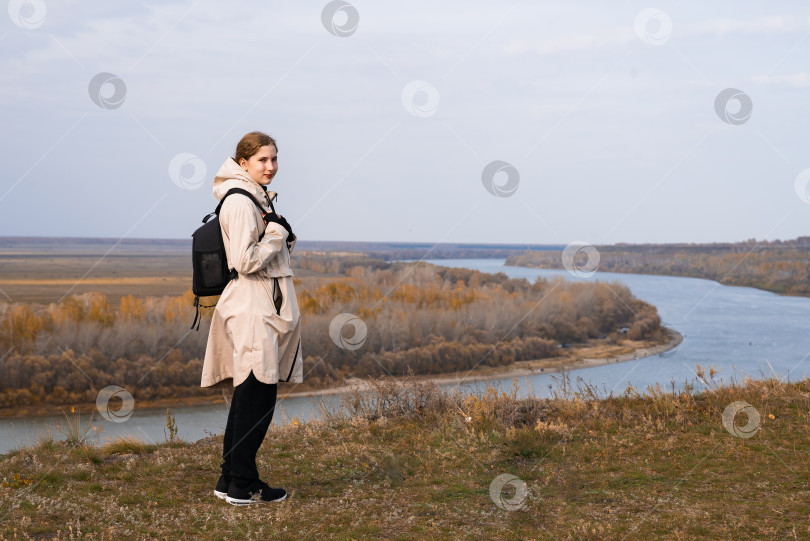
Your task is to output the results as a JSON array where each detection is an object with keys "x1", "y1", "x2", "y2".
[{"x1": 1, "y1": 0, "x2": 809, "y2": 246}]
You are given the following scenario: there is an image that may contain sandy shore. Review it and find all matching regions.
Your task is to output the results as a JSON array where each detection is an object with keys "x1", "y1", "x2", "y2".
[
  {"x1": 280, "y1": 328, "x2": 684, "y2": 399},
  {"x1": 0, "y1": 330, "x2": 683, "y2": 419}
]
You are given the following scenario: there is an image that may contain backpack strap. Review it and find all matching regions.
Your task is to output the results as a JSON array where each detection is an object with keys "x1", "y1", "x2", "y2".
[
  {"x1": 215, "y1": 188, "x2": 268, "y2": 216},
  {"x1": 191, "y1": 297, "x2": 206, "y2": 331},
  {"x1": 215, "y1": 188, "x2": 268, "y2": 242}
]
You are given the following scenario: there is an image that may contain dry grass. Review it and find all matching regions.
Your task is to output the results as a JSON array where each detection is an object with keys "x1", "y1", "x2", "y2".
[
  {"x1": 0, "y1": 249, "x2": 323, "y2": 304},
  {"x1": 99, "y1": 437, "x2": 158, "y2": 456},
  {"x1": 2, "y1": 368, "x2": 810, "y2": 539}
]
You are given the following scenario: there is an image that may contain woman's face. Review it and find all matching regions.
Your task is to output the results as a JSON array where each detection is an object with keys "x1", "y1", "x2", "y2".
[{"x1": 240, "y1": 145, "x2": 278, "y2": 185}]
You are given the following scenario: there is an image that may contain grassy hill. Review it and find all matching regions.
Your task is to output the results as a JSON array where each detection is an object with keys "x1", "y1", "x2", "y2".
[{"x1": 1, "y1": 370, "x2": 809, "y2": 540}]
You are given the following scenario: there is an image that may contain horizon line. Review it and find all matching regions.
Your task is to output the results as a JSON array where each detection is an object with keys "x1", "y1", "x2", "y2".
[{"x1": 0, "y1": 235, "x2": 806, "y2": 248}]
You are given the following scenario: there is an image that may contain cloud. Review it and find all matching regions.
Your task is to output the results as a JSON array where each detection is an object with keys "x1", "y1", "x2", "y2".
[
  {"x1": 502, "y1": 28, "x2": 635, "y2": 56},
  {"x1": 500, "y1": 14, "x2": 810, "y2": 58},
  {"x1": 749, "y1": 72, "x2": 810, "y2": 88},
  {"x1": 686, "y1": 15, "x2": 810, "y2": 37}
]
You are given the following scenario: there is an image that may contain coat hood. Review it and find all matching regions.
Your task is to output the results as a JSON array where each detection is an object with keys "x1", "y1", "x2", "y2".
[{"x1": 212, "y1": 157, "x2": 277, "y2": 210}]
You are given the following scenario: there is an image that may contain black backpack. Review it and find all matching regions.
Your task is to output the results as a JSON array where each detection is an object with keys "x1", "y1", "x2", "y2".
[{"x1": 190, "y1": 188, "x2": 275, "y2": 330}]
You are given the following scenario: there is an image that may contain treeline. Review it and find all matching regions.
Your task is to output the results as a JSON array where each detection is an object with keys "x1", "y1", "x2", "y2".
[
  {"x1": 0, "y1": 260, "x2": 663, "y2": 408},
  {"x1": 295, "y1": 253, "x2": 391, "y2": 276},
  {"x1": 0, "y1": 291, "x2": 212, "y2": 408},
  {"x1": 507, "y1": 237, "x2": 810, "y2": 296},
  {"x1": 294, "y1": 240, "x2": 562, "y2": 261}
]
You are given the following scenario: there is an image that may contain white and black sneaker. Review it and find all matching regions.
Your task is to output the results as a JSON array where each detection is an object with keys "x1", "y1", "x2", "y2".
[
  {"x1": 214, "y1": 474, "x2": 229, "y2": 500},
  {"x1": 225, "y1": 480, "x2": 287, "y2": 506}
]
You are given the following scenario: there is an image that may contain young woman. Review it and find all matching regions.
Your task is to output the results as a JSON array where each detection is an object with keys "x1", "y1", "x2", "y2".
[{"x1": 201, "y1": 131, "x2": 303, "y2": 505}]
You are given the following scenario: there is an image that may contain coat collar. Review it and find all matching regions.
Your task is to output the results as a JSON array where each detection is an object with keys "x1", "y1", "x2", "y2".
[{"x1": 212, "y1": 157, "x2": 277, "y2": 209}]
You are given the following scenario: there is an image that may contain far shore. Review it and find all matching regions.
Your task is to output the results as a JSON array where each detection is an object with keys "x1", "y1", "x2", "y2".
[{"x1": 0, "y1": 329, "x2": 682, "y2": 420}]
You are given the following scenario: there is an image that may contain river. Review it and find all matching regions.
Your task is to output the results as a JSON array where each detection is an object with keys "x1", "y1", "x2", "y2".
[{"x1": 2, "y1": 258, "x2": 808, "y2": 454}]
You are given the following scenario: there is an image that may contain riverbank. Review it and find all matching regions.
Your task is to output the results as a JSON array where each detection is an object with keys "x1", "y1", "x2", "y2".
[
  {"x1": 297, "y1": 328, "x2": 683, "y2": 398},
  {"x1": 0, "y1": 329, "x2": 681, "y2": 420},
  {"x1": 1, "y1": 372, "x2": 805, "y2": 539}
]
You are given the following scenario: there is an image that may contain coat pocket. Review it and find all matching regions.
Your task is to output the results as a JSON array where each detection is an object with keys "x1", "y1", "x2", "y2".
[{"x1": 271, "y1": 277, "x2": 283, "y2": 315}]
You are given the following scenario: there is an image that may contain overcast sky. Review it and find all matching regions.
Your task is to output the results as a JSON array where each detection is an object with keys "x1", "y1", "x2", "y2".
[{"x1": 1, "y1": 0, "x2": 809, "y2": 245}]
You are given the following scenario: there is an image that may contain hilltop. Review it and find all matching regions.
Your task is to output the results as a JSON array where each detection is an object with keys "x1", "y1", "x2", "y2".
[{"x1": 1, "y1": 371, "x2": 808, "y2": 540}]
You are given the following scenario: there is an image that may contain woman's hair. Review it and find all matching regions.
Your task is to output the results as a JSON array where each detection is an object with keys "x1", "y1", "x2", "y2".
[{"x1": 234, "y1": 131, "x2": 278, "y2": 165}]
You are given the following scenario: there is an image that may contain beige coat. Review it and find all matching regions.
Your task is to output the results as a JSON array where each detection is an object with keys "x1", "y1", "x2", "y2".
[{"x1": 201, "y1": 158, "x2": 303, "y2": 388}]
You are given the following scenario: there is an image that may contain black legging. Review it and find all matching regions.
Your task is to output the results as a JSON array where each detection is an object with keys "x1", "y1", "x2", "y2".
[{"x1": 221, "y1": 371, "x2": 278, "y2": 488}]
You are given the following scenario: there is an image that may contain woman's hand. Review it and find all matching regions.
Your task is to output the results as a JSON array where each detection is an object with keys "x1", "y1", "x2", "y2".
[{"x1": 263, "y1": 211, "x2": 295, "y2": 240}]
